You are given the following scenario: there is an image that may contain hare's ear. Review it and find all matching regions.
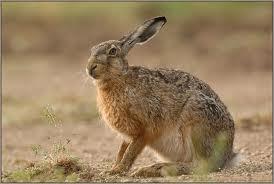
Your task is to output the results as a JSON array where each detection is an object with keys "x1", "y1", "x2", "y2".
[{"x1": 120, "y1": 16, "x2": 167, "y2": 54}]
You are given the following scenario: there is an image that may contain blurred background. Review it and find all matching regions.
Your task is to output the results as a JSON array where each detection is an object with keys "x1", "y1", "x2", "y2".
[{"x1": 2, "y1": 2, "x2": 272, "y2": 125}]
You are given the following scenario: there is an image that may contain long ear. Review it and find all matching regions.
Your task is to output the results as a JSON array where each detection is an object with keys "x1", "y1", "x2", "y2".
[{"x1": 120, "y1": 16, "x2": 167, "y2": 54}]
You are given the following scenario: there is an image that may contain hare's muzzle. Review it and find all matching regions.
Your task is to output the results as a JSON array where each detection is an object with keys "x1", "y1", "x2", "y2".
[{"x1": 86, "y1": 63, "x2": 98, "y2": 78}]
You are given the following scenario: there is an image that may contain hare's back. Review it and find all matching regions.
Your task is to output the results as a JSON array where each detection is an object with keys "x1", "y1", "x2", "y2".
[{"x1": 129, "y1": 66, "x2": 220, "y2": 100}]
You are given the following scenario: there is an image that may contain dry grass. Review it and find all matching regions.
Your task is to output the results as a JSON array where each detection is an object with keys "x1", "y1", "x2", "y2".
[
  {"x1": 3, "y1": 157, "x2": 94, "y2": 182},
  {"x1": 2, "y1": 106, "x2": 95, "y2": 182},
  {"x1": 2, "y1": 95, "x2": 98, "y2": 125}
]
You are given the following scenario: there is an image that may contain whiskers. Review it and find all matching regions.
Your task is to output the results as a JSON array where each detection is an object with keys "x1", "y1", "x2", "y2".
[
  {"x1": 71, "y1": 70, "x2": 94, "y2": 95},
  {"x1": 81, "y1": 71, "x2": 93, "y2": 89}
]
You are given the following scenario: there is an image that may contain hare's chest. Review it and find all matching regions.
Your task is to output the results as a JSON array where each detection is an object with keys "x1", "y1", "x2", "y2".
[{"x1": 97, "y1": 91, "x2": 142, "y2": 137}]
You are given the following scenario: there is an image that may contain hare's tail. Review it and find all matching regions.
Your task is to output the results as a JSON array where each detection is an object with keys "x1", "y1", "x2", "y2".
[{"x1": 225, "y1": 152, "x2": 245, "y2": 169}]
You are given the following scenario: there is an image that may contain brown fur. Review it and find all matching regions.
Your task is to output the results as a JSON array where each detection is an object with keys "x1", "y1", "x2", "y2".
[{"x1": 86, "y1": 16, "x2": 235, "y2": 177}]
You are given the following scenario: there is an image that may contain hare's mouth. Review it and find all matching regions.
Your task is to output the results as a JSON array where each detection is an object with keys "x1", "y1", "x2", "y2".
[
  {"x1": 86, "y1": 65, "x2": 98, "y2": 79},
  {"x1": 90, "y1": 74, "x2": 100, "y2": 79}
]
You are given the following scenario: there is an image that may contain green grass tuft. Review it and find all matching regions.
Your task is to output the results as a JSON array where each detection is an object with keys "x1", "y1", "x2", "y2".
[{"x1": 2, "y1": 106, "x2": 95, "y2": 182}]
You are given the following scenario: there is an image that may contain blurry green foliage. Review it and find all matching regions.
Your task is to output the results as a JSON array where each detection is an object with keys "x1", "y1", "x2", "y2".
[{"x1": 3, "y1": 2, "x2": 271, "y2": 20}]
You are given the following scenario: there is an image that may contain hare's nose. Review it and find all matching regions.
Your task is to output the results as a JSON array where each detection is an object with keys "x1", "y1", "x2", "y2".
[
  {"x1": 90, "y1": 64, "x2": 97, "y2": 72},
  {"x1": 86, "y1": 64, "x2": 97, "y2": 76}
]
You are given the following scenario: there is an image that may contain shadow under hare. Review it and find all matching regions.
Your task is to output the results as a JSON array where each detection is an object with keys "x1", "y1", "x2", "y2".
[{"x1": 86, "y1": 16, "x2": 235, "y2": 177}]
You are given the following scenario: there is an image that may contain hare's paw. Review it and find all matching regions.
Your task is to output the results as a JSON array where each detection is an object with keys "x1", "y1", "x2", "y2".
[
  {"x1": 131, "y1": 163, "x2": 182, "y2": 178},
  {"x1": 131, "y1": 164, "x2": 164, "y2": 177},
  {"x1": 100, "y1": 164, "x2": 128, "y2": 176}
]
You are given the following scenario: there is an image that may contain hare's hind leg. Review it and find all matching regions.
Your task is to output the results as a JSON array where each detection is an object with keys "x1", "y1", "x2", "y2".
[
  {"x1": 183, "y1": 92, "x2": 235, "y2": 173},
  {"x1": 131, "y1": 162, "x2": 192, "y2": 177},
  {"x1": 190, "y1": 124, "x2": 233, "y2": 174}
]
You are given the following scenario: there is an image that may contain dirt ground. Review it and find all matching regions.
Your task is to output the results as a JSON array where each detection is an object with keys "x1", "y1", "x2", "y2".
[{"x1": 2, "y1": 113, "x2": 272, "y2": 182}]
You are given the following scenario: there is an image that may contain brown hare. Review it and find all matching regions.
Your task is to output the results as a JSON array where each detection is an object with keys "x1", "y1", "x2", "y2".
[{"x1": 86, "y1": 16, "x2": 235, "y2": 177}]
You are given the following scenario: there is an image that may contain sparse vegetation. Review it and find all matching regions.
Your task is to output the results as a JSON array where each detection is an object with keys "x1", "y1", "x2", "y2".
[
  {"x1": 3, "y1": 105, "x2": 94, "y2": 182},
  {"x1": 3, "y1": 96, "x2": 98, "y2": 124}
]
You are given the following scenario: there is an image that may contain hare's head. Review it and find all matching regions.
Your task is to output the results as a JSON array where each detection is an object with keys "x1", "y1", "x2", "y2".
[{"x1": 86, "y1": 16, "x2": 167, "y2": 80}]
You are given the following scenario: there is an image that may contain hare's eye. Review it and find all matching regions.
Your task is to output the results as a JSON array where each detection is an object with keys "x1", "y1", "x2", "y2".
[{"x1": 109, "y1": 47, "x2": 117, "y2": 56}]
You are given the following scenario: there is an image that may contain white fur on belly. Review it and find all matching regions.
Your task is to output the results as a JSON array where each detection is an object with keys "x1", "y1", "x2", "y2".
[{"x1": 148, "y1": 127, "x2": 194, "y2": 162}]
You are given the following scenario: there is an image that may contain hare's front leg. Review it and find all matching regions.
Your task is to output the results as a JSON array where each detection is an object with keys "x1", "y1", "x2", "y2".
[
  {"x1": 112, "y1": 140, "x2": 129, "y2": 169},
  {"x1": 105, "y1": 136, "x2": 146, "y2": 175}
]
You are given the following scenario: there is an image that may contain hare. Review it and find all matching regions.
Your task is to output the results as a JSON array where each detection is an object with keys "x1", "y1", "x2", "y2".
[{"x1": 86, "y1": 16, "x2": 235, "y2": 177}]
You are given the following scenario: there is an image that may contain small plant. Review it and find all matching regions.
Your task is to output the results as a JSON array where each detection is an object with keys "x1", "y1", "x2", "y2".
[
  {"x1": 3, "y1": 105, "x2": 94, "y2": 182},
  {"x1": 31, "y1": 144, "x2": 42, "y2": 156}
]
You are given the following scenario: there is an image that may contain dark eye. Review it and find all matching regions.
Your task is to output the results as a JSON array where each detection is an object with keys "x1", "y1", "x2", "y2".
[{"x1": 109, "y1": 47, "x2": 117, "y2": 56}]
